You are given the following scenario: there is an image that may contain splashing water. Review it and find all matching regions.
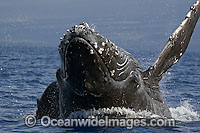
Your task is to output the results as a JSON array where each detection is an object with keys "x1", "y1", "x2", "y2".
[
  {"x1": 68, "y1": 101, "x2": 199, "y2": 122},
  {"x1": 169, "y1": 100, "x2": 199, "y2": 122},
  {"x1": 68, "y1": 107, "x2": 162, "y2": 119}
]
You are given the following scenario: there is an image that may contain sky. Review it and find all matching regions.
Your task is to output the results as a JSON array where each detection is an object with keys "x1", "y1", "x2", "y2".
[{"x1": 0, "y1": 0, "x2": 199, "y2": 51}]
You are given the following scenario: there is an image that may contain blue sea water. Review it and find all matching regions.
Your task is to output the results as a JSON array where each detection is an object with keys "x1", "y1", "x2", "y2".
[{"x1": 0, "y1": 43, "x2": 199, "y2": 132}]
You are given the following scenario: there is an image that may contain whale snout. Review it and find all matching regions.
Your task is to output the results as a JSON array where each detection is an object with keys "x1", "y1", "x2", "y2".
[{"x1": 59, "y1": 35, "x2": 110, "y2": 96}]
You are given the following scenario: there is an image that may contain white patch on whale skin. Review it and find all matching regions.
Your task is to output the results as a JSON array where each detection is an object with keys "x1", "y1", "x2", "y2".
[
  {"x1": 118, "y1": 65, "x2": 130, "y2": 77},
  {"x1": 186, "y1": 11, "x2": 192, "y2": 18},
  {"x1": 173, "y1": 57, "x2": 179, "y2": 64},
  {"x1": 108, "y1": 55, "x2": 114, "y2": 64},
  {"x1": 111, "y1": 70, "x2": 115, "y2": 76},
  {"x1": 105, "y1": 48, "x2": 109, "y2": 55},
  {"x1": 90, "y1": 49, "x2": 94, "y2": 55},
  {"x1": 181, "y1": 19, "x2": 188, "y2": 27},
  {"x1": 118, "y1": 71, "x2": 124, "y2": 76},
  {"x1": 91, "y1": 28, "x2": 95, "y2": 32},
  {"x1": 102, "y1": 42, "x2": 106, "y2": 47},
  {"x1": 98, "y1": 48, "x2": 104, "y2": 55},
  {"x1": 115, "y1": 50, "x2": 119, "y2": 55},
  {"x1": 117, "y1": 59, "x2": 129, "y2": 71},
  {"x1": 94, "y1": 42, "x2": 98, "y2": 49},
  {"x1": 130, "y1": 71, "x2": 135, "y2": 76},
  {"x1": 117, "y1": 56, "x2": 128, "y2": 67}
]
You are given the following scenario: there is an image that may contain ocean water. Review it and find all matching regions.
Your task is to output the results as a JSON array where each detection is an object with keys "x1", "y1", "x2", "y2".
[{"x1": 0, "y1": 43, "x2": 199, "y2": 132}]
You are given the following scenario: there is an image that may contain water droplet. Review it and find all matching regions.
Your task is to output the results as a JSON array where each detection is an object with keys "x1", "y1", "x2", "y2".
[
  {"x1": 91, "y1": 28, "x2": 95, "y2": 32},
  {"x1": 84, "y1": 23, "x2": 89, "y2": 28}
]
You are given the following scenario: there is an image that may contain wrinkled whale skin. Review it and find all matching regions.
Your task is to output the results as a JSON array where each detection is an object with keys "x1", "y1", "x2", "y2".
[{"x1": 36, "y1": 1, "x2": 200, "y2": 119}]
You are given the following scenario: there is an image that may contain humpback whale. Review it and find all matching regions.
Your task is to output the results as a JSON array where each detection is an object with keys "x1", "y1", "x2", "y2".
[{"x1": 36, "y1": 1, "x2": 200, "y2": 119}]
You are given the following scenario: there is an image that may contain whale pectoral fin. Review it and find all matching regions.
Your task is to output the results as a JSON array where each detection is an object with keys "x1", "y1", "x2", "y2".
[
  {"x1": 144, "y1": 0, "x2": 200, "y2": 81},
  {"x1": 36, "y1": 81, "x2": 59, "y2": 119}
]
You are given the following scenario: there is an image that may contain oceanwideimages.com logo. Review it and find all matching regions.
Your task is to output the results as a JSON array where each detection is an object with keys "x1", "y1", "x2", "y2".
[{"x1": 25, "y1": 115, "x2": 175, "y2": 129}]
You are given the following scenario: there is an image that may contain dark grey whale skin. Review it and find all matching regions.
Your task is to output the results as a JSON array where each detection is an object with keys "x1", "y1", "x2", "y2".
[{"x1": 36, "y1": 1, "x2": 200, "y2": 119}]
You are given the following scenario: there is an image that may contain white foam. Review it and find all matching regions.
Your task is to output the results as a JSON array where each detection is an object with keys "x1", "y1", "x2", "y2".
[
  {"x1": 68, "y1": 107, "x2": 160, "y2": 119},
  {"x1": 67, "y1": 102, "x2": 199, "y2": 121},
  {"x1": 169, "y1": 100, "x2": 199, "y2": 122}
]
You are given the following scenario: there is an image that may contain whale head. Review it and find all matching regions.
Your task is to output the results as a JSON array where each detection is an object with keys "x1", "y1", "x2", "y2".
[{"x1": 57, "y1": 22, "x2": 142, "y2": 98}]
